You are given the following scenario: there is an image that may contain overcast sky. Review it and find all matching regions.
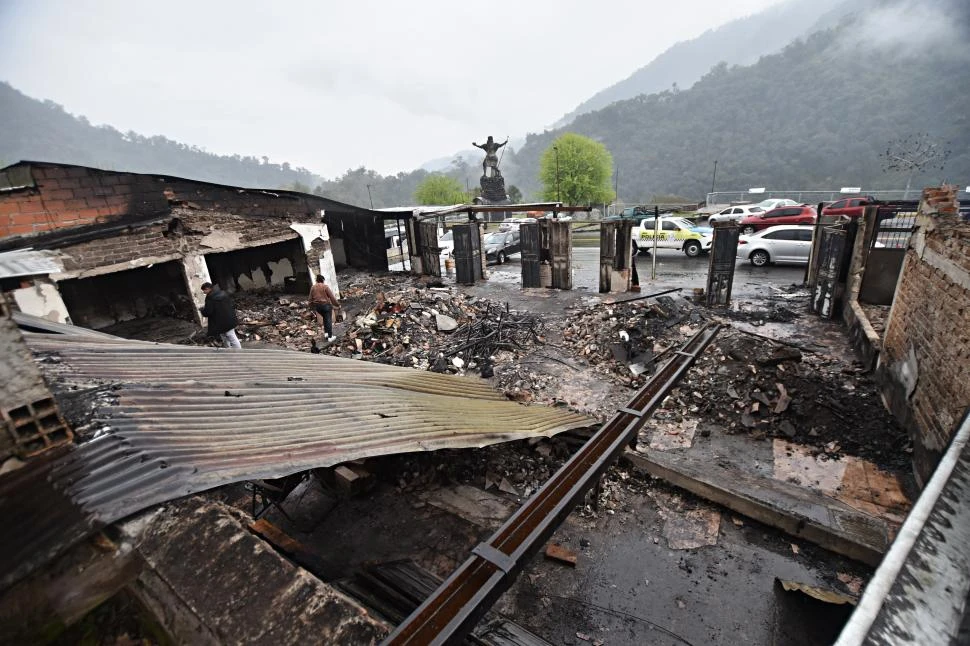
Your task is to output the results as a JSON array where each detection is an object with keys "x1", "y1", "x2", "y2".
[{"x1": 0, "y1": 0, "x2": 784, "y2": 178}]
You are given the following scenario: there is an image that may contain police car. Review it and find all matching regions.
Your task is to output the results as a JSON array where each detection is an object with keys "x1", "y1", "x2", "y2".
[{"x1": 631, "y1": 216, "x2": 713, "y2": 257}]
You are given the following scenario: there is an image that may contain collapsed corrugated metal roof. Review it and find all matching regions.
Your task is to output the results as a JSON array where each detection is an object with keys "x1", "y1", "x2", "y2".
[{"x1": 1, "y1": 333, "x2": 591, "y2": 589}]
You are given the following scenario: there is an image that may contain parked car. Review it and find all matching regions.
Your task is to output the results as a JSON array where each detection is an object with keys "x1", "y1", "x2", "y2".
[
  {"x1": 739, "y1": 205, "x2": 817, "y2": 235},
  {"x1": 631, "y1": 216, "x2": 713, "y2": 257},
  {"x1": 753, "y1": 198, "x2": 799, "y2": 212},
  {"x1": 707, "y1": 204, "x2": 766, "y2": 225},
  {"x1": 437, "y1": 229, "x2": 455, "y2": 257},
  {"x1": 737, "y1": 225, "x2": 815, "y2": 266},
  {"x1": 483, "y1": 229, "x2": 521, "y2": 264},
  {"x1": 821, "y1": 196, "x2": 877, "y2": 218}
]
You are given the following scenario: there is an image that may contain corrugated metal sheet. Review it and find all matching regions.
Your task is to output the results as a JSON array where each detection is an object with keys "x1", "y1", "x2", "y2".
[
  {"x1": 0, "y1": 248, "x2": 62, "y2": 279},
  {"x1": 1, "y1": 335, "x2": 592, "y2": 589},
  {"x1": 13, "y1": 311, "x2": 116, "y2": 338}
]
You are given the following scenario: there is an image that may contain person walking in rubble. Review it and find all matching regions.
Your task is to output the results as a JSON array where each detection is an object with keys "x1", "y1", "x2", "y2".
[
  {"x1": 309, "y1": 273, "x2": 341, "y2": 342},
  {"x1": 200, "y1": 282, "x2": 242, "y2": 349}
]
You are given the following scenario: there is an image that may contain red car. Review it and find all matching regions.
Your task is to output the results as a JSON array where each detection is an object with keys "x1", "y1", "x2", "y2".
[
  {"x1": 739, "y1": 205, "x2": 817, "y2": 234},
  {"x1": 821, "y1": 196, "x2": 876, "y2": 218}
]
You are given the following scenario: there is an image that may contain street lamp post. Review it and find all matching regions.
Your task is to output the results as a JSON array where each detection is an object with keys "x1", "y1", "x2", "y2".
[
  {"x1": 554, "y1": 146, "x2": 561, "y2": 203},
  {"x1": 710, "y1": 160, "x2": 718, "y2": 196},
  {"x1": 366, "y1": 184, "x2": 374, "y2": 209}
]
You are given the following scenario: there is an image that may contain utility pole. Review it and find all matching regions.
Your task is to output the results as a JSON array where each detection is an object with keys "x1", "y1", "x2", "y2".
[
  {"x1": 554, "y1": 146, "x2": 561, "y2": 203},
  {"x1": 614, "y1": 166, "x2": 619, "y2": 213},
  {"x1": 366, "y1": 184, "x2": 374, "y2": 209}
]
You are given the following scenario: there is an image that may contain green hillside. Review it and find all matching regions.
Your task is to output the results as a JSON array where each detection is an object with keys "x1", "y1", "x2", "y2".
[
  {"x1": 0, "y1": 82, "x2": 321, "y2": 191},
  {"x1": 509, "y1": 23, "x2": 970, "y2": 202}
]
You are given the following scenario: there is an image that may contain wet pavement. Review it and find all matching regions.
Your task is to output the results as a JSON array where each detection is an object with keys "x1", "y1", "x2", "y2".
[{"x1": 473, "y1": 247, "x2": 806, "y2": 301}]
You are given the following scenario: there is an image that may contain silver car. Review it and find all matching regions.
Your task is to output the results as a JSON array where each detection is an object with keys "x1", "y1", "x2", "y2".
[
  {"x1": 737, "y1": 224, "x2": 814, "y2": 266},
  {"x1": 708, "y1": 204, "x2": 766, "y2": 224}
]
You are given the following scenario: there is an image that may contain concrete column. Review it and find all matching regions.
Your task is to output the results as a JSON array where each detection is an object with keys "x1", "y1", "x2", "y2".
[
  {"x1": 290, "y1": 223, "x2": 340, "y2": 298},
  {"x1": 181, "y1": 255, "x2": 211, "y2": 325}
]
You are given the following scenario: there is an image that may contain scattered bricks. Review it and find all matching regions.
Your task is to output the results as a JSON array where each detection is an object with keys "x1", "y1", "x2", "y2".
[{"x1": 544, "y1": 543, "x2": 578, "y2": 566}]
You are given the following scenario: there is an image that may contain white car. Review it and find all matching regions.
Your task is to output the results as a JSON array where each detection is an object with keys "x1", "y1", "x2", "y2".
[
  {"x1": 737, "y1": 225, "x2": 814, "y2": 266},
  {"x1": 632, "y1": 216, "x2": 713, "y2": 257},
  {"x1": 754, "y1": 198, "x2": 799, "y2": 212},
  {"x1": 708, "y1": 204, "x2": 766, "y2": 224},
  {"x1": 438, "y1": 230, "x2": 455, "y2": 257}
]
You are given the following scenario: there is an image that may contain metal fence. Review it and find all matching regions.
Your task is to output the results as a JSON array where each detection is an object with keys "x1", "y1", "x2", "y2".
[{"x1": 705, "y1": 188, "x2": 970, "y2": 208}]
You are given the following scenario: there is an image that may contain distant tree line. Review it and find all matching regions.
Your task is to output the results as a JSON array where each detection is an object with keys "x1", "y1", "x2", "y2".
[{"x1": 0, "y1": 82, "x2": 319, "y2": 190}]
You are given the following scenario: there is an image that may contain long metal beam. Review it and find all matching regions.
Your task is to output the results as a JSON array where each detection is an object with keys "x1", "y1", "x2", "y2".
[{"x1": 381, "y1": 323, "x2": 721, "y2": 645}]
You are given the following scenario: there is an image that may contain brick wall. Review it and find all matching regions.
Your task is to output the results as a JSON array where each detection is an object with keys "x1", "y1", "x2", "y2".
[
  {"x1": 0, "y1": 163, "x2": 346, "y2": 240},
  {"x1": 58, "y1": 210, "x2": 302, "y2": 273},
  {"x1": 0, "y1": 165, "x2": 168, "y2": 237},
  {"x1": 0, "y1": 162, "x2": 386, "y2": 272},
  {"x1": 879, "y1": 186, "x2": 970, "y2": 483}
]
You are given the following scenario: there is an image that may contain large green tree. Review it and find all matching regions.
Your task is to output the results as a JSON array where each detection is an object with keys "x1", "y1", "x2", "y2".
[
  {"x1": 539, "y1": 133, "x2": 614, "y2": 205},
  {"x1": 414, "y1": 174, "x2": 468, "y2": 205}
]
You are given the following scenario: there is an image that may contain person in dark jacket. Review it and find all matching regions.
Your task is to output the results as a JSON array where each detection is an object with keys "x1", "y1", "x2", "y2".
[{"x1": 200, "y1": 282, "x2": 241, "y2": 349}]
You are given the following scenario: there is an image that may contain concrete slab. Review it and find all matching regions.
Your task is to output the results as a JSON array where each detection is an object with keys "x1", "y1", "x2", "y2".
[{"x1": 624, "y1": 448, "x2": 892, "y2": 566}]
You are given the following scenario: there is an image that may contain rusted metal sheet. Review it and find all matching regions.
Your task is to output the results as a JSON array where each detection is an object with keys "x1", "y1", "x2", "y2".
[{"x1": 0, "y1": 336, "x2": 591, "y2": 590}]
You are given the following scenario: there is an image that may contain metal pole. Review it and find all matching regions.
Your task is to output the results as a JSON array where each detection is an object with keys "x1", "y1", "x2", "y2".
[
  {"x1": 651, "y1": 205, "x2": 659, "y2": 280},
  {"x1": 366, "y1": 184, "x2": 374, "y2": 209},
  {"x1": 711, "y1": 160, "x2": 718, "y2": 195},
  {"x1": 614, "y1": 166, "x2": 619, "y2": 208},
  {"x1": 554, "y1": 146, "x2": 561, "y2": 203}
]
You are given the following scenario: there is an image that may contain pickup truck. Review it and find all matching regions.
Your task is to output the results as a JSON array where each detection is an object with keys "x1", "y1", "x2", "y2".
[{"x1": 631, "y1": 216, "x2": 713, "y2": 257}]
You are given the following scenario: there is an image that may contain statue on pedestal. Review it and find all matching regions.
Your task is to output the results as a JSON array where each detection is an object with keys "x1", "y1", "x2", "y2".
[
  {"x1": 472, "y1": 136, "x2": 508, "y2": 178},
  {"x1": 472, "y1": 135, "x2": 510, "y2": 204}
]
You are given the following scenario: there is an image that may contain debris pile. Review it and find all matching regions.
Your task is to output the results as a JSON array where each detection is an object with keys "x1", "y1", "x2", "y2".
[
  {"x1": 560, "y1": 295, "x2": 707, "y2": 386},
  {"x1": 327, "y1": 287, "x2": 549, "y2": 374},
  {"x1": 439, "y1": 303, "x2": 544, "y2": 366},
  {"x1": 674, "y1": 330, "x2": 910, "y2": 468}
]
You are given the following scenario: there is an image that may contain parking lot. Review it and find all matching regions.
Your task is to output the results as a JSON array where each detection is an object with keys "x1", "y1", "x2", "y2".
[{"x1": 485, "y1": 246, "x2": 806, "y2": 299}]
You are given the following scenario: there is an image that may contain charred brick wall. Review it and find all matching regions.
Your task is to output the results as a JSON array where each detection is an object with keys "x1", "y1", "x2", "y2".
[
  {"x1": 0, "y1": 162, "x2": 391, "y2": 272},
  {"x1": 0, "y1": 165, "x2": 168, "y2": 237},
  {"x1": 880, "y1": 186, "x2": 970, "y2": 483},
  {"x1": 0, "y1": 163, "x2": 345, "y2": 240},
  {"x1": 57, "y1": 211, "x2": 300, "y2": 273}
]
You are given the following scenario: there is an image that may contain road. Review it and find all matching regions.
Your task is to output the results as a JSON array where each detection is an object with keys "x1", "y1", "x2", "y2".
[{"x1": 485, "y1": 246, "x2": 806, "y2": 299}]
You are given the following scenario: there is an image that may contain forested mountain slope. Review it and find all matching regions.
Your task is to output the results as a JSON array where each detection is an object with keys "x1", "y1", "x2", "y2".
[
  {"x1": 511, "y1": 21, "x2": 970, "y2": 202},
  {"x1": 557, "y1": 0, "x2": 846, "y2": 126},
  {"x1": 0, "y1": 82, "x2": 322, "y2": 190}
]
